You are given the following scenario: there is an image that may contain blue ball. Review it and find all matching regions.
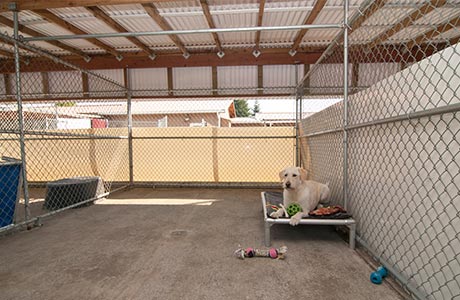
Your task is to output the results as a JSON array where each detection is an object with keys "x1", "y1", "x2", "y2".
[{"x1": 370, "y1": 266, "x2": 388, "y2": 284}]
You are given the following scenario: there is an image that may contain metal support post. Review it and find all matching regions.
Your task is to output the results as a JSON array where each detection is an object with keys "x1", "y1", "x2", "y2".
[
  {"x1": 12, "y1": 7, "x2": 31, "y2": 221},
  {"x1": 125, "y1": 68, "x2": 134, "y2": 186},
  {"x1": 343, "y1": 0, "x2": 349, "y2": 211}
]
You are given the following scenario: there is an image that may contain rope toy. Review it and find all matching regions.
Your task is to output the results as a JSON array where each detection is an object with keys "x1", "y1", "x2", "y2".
[{"x1": 234, "y1": 245, "x2": 287, "y2": 260}]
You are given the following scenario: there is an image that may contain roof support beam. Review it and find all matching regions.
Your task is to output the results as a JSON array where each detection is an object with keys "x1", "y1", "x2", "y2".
[
  {"x1": 257, "y1": 65, "x2": 263, "y2": 95},
  {"x1": 290, "y1": 0, "x2": 327, "y2": 54},
  {"x1": 0, "y1": 48, "x2": 14, "y2": 59},
  {"x1": 212, "y1": 66, "x2": 218, "y2": 96},
  {"x1": 33, "y1": 9, "x2": 123, "y2": 59},
  {"x1": 0, "y1": 15, "x2": 90, "y2": 60},
  {"x1": 0, "y1": 50, "x2": 323, "y2": 72},
  {"x1": 41, "y1": 72, "x2": 49, "y2": 95},
  {"x1": 254, "y1": 0, "x2": 266, "y2": 51},
  {"x1": 368, "y1": 0, "x2": 446, "y2": 48},
  {"x1": 0, "y1": 0, "x2": 182, "y2": 12},
  {"x1": 199, "y1": 0, "x2": 223, "y2": 54},
  {"x1": 406, "y1": 15, "x2": 460, "y2": 50},
  {"x1": 142, "y1": 3, "x2": 190, "y2": 58},
  {"x1": 85, "y1": 6, "x2": 156, "y2": 58}
]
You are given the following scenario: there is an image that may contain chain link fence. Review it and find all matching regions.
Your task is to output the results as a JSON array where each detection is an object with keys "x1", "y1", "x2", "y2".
[
  {"x1": 0, "y1": 31, "x2": 130, "y2": 230},
  {"x1": 300, "y1": 1, "x2": 459, "y2": 299}
]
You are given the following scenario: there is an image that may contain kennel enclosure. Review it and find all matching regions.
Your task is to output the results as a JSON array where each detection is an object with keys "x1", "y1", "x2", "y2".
[{"x1": 0, "y1": 1, "x2": 459, "y2": 299}]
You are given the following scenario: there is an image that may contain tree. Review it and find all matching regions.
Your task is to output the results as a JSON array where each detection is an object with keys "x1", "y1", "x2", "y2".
[
  {"x1": 55, "y1": 101, "x2": 76, "y2": 107},
  {"x1": 233, "y1": 99, "x2": 251, "y2": 117},
  {"x1": 252, "y1": 100, "x2": 261, "y2": 116}
]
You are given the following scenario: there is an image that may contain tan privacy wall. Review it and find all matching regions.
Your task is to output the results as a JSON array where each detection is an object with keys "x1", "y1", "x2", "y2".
[
  {"x1": 1, "y1": 127, "x2": 295, "y2": 183},
  {"x1": 133, "y1": 127, "x2": 295, "y2": 182}
]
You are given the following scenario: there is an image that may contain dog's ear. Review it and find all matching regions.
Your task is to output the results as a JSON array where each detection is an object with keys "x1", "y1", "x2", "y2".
[
  {"x1": 299, "y1": 168, "x2": 308, "y2": 181},
  {"x1": 279, "y1": 168, "x2": 286, "y2": 181}
]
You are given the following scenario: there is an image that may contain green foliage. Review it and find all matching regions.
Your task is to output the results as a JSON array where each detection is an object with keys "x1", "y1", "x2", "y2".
[
  {"x1": 252, "y1": 100, "x2": 261, "y2": 116},
  {"x1": 55, "y1": 101, "x2": 76, "y2": 107},
  {"x1": 233, "y1": 99, "x2": 251, "y2": 117}
]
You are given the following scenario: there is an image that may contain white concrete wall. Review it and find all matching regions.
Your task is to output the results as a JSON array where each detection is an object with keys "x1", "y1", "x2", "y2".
[{"x1": 302, "y1": 44, "x2": 460, "y2": 300}]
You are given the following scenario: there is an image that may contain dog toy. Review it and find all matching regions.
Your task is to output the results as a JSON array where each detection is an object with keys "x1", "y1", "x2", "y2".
[
  {"x1": 234, "y1": 245, "x2": 287, "y2": 260},
  {"x1": 286, "y1": 203, "x2": 302, "y2": 217},
  {"x1": 370, "y1": 266, "x2": 388, "y2": 284}
]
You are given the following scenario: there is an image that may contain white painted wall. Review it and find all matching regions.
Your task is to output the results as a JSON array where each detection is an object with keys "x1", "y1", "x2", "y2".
[{"x1": 303, "y1": 44, "x2": 460, "y2": 300}]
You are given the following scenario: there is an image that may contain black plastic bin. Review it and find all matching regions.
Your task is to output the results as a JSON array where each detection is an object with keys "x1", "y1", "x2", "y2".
[{"x1": 44, "y1": 176, "x2": 102, "y2": 211}]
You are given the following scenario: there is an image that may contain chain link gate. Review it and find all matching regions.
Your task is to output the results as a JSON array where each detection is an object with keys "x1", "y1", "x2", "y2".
[
  {"x1": 299, "y1": 1, "x2": 460, "y2": 299},
  {"x1": 0, "y1": 29, "x2": 130, "y2": 232}
]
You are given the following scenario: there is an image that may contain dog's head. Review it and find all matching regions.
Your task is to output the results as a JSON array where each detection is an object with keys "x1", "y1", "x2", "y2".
[{"x1": 279, "y1": 166, "x2": 308, "y2": 190}]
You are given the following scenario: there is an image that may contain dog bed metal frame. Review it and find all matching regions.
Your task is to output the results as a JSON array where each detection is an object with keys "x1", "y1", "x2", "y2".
[{"x1": 261, "y1": 192, "x2": 356, "y2": 249}]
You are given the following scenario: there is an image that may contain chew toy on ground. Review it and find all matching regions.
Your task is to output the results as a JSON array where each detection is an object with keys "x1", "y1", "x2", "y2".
[{"x1": 234, "y1": 245, "x2": 287, "y2": 260}]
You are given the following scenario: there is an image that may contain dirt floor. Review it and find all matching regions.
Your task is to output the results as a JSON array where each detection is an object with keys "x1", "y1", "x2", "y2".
[{"x1": 0, "y1": 188, "x2": 406, "y2": 300}]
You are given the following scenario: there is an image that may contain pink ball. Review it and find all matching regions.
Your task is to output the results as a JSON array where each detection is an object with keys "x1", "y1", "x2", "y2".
[{"x1": 269, "y1": 248, "x2": 278, "y2": 259}]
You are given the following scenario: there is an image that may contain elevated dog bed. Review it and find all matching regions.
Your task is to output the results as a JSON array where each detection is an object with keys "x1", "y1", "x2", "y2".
[{"x1": 261, "y1": 192, "x2": 356, "y2": 249}]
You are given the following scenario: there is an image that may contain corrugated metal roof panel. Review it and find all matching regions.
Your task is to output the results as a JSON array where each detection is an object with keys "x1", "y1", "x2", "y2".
[
  {"x1": 154, "y1": 1, "x2": 200, "y2": 10},
  {"x1": 212, "y1": 8, "x2": 257, "y2": 46},
  {"x1": 164, "y1": 14, "x2": 215, "y2": 46},
  {"x1": 302, "y1": 28, "x2": 342, "y2": 45},
  {"x1": 260, "y1": 2, "x2": 308, "y2": 44},
  {"x1": 363, "y1": 6, "x2": 413, "y2": 26},
  {"x1": 173, "y1": 67, "x2": 213, "y2": 93},
  {"x1": 92, "y1": 69, "x2": 125, "y2": 86},
  {"x1": 413, "y1": 7, "x2": 460, "y2": 26},
  {"x1": 98, "y1": 5, "x2": 174, "y2": 47},
  {"x1": 49, "y1": 8, "x2": 138, "y2": 50},
  {"x1": 217, "y1": 65, "x2": 257, "y2": 94},
  {"x1": 263, "y1": 64, "x2": 302, "y2": 88},
  {"x1": 129, "y1": 68, "x2": 168, "y2": 96}
]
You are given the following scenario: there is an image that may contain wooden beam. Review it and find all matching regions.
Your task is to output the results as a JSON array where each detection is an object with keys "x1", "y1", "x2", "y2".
[
  {"x1": 82, "y1": 72, "x2": 89, "y2": 98},
  {"x1": 303, "y1": 64, "x2": 310, "y2": 95},
  {"x1": 199, "y1": 0, "x2": 222, "y2": 53},
  {"x1": 142, "y1": 3, "x2": 189, "y2": 56},
  {"x1": 1, "y1": 0, "x2": 183, "y2": 12},
  {"x1": 212, "y1": 66, "x2": 218, "y2": 96},
  {"x1": 41, "y1": 72, "x2": 49, "y2": 95},
  {"x1": 351, "y1": 63, "x2": 359, "y2": 93},
  {"x1": 257, "y1": 65, "x2": 263, "y2": 95},
  {"x1": 167, "y1": 67, "x2": 173, "y2": 96},
  {"x1": 254, "y1": 0, "x2": 266, "y2": 50},
  {"x1": 291, "y1": 0, "x2": 327, "y2": 52},
  {"x1": 406, "y1": 15, "x2": 460, "y2": 50},
  {"x1": 86, "y1": 6, "x2": 155, "y2": 57},
  {"x1": 0, "y1": 15, "x2": 90, "y2": 60},
  {"x1": 368, "y1": 0, "x2": 446, "y2": 48},
  {"x1": 4, "y1": 73, "x2": 13, "y2": 98},
  {"x1": 0, "y1": 50, "x2": 324, "y2": 72},
  {"x1": 33, "y1": 9, "x2": 122, "y2": 58},
  {"x1": 0, "y1": 48, "x2": 14, "y2": 59}
]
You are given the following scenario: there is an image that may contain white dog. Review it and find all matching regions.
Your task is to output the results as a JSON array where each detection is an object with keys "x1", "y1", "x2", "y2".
[{"x1": 270, "y1": 166, "x2": 330, "y2": 226}]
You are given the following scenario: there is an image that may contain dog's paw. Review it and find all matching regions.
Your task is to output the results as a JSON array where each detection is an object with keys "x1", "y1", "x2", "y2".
[{"x1": 289, "y1": 214, "x2": 302, "y2": 226}]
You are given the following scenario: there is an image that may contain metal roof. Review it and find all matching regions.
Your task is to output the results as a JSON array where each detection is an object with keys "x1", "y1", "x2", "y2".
[{"x1": 0, "y1": 1, "x2": 458, "y2": 63}]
